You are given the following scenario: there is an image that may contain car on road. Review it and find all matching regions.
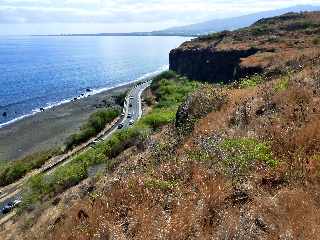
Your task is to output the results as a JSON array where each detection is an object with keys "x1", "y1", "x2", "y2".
[
  {"x1": 129, "y1": 103, "x2": 133, "y2": 107},
  {"x1": 1, "y1": 199, "x2": 22, "y2": 215},
  {"x1": 127, "y1": 113, "x2": 132, "y2": 119},
  {"x1": 129, "y1": 120, "x2": 135, "y2": 125},
  {"x1": 118, "y1": 123, "x2": 124, "y2": 129},
  {"x1": 130, "y1": 96, "x2": 134, "y2": 100}
]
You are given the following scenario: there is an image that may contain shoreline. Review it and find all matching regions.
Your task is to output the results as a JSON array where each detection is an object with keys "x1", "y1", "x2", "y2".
[
  {"x1": 0, "y1": 65, "x2": 168, "y2": 130},
  {"x1": 0, "y1": 68, "x2": 165, "y2": 162},
  {"x1": 0, "y1": 83, "x2": 131, "y2": 162}
]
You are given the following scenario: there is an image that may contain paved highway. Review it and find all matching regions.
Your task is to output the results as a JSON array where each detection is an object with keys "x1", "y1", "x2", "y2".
[{"x1": 0, "y1": 80, "x2": 151, "y2": 224}]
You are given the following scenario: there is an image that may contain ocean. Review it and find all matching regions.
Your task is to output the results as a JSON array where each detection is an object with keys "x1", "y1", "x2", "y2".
[{"x1": 0, "y1": 36, "x2": 188, "y2": 127}]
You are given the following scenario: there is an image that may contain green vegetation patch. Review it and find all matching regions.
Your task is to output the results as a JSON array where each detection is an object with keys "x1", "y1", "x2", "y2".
[
  {"x1": 65, "y1": 107, "x2": 120, "y2": 150},
  {"x1": 151, "y1": 71, "x2": 199, "y2": 109},
  {"x1": 274, "y1": 76, "x2": 289, "y2": 92},
  {"x1": 187, "y1": 150, "x2": 211, "y2": 162},
  {"x1": 250, "y1": 25, "x2": 270, "y2": 36},
  {"x1": 139, "y1": 108, "x2": 176, "y2": 130},
  {"x1": 219, "y1": 138, "x2": 277, "y2": 173},
  {"x1": 145, "y1": 179, "x2": 177, "y2": 191},
  {"x1": 21, "y1": 124, "x2": 150, "y2": 211},
  {"x1": 0, "y1": 148, "x2": 62, "y2": 187},
  {"x1": 20, "y1": 70, "x2": 199, "y2": 211},
  {"x1": 239, "y1": 74, "x2": 264, "y2": 89}
]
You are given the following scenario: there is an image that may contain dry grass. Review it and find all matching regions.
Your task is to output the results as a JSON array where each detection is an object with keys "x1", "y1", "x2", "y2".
[
  {"x1": 15, "y1": 54, "x2": 320, "y2": 240},
  {"x1": 4, "y1": 12, "x2": 320, "y2": 240}
]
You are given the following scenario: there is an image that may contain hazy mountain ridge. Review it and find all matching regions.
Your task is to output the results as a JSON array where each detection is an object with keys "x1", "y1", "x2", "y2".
[
  {"x1": 155, "y1": 4, "x2": 320, "y2": 35},
  {"x1": 50, "y1": 5, "x2": 320, "y2": 37}
]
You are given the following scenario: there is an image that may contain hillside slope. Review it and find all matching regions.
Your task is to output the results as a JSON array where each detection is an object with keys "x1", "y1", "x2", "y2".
[
  {"x1": 170, "y1": 11, "x2": 320, "y2": 83},
  {"x1": 2, "y1": 12, "x2": 320, "y2": 240}
]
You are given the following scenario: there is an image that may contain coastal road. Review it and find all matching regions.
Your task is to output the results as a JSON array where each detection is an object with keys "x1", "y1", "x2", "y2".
[{"x1": 0, "y1": 80, "x2": 151, "y2": 225}]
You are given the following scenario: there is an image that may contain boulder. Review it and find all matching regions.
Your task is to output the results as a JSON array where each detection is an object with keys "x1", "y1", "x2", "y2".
[{"x1": 176, "y1": 85, "x2": 227, "y2": 134}]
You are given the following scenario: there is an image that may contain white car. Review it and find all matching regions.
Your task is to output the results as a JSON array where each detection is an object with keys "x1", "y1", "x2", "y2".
[{"x1": 129, "y1": 120, "x2": 135, "y2": 125}]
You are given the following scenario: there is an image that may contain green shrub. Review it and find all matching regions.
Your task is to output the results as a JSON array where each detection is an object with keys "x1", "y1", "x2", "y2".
[
  {"x1": 65, "y1": 107, "x2": 120, "y2": 150},
  {"x1": 145, "y1": 179, "x2": 177, "y2": 191},
  {"x1": 198, "y1": 31, "x2": 229, "y2": 41},
  {"x1": 239, "y1": 74, "x2": 264, "y2": 88},
  {"x1": 219, "y1": 138, "x2": 277, "y2": 173},
  {"x1": 274, "y1": 76, "x2": 289, "y2": 92},
  {"x1": 0, "y1": 148, "x2": 62, "y2": 187},
  {"x1": 187, "y1": 150, "x2": 211, "y2": 162},
  {"x1": 152, "y1": 78, "x2": 199, "y2": 109},
  {"x1": 250, "y1": 26, "x2": 269, "y2": 36},
  {"x1": 140, "y1": 108, "x2": 176, "y2": 130},
  {"x1": 21, "y1": 124, "x2": 152, "y2": 210}
]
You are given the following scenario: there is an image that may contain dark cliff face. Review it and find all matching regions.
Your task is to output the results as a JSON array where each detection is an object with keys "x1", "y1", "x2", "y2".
[
  {"x1": 169, "y1": 47, "x2": 261, "y2": 83},
  {"x1": 169, "y1": 12, "x2": 320, "y2": 83}
]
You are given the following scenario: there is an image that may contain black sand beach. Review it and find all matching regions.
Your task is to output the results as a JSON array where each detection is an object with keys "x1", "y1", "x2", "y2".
[{"x1": 0, "y1": 83, "x2": 133, "y2": 161}]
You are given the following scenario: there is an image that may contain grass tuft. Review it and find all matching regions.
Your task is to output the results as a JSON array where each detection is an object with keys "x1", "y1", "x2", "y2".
[
  {"x1": 239, "y1": 74, "x2": 264, "y2": 88},
  {"x1": 219, "y1": 138, "x2": 277, "y2": 173}
]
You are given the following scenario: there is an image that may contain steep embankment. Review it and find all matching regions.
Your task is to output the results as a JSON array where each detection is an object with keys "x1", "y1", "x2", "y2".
[
  {"x1": 2, "y1": 12, "x2": 320, "y2": 240},
  {"x1": 170, "y1": 11, "x2": 320, "y2": 83}
]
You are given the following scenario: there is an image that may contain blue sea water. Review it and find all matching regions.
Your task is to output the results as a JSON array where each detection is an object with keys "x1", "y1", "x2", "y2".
[{"x1": 0, "y1": 36, "x2": 188, "y2": 127}]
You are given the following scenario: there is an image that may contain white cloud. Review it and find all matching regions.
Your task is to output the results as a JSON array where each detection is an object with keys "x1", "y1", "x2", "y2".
[{"x1": 0, "y1": 0, "x2": 319, "y2": 34}]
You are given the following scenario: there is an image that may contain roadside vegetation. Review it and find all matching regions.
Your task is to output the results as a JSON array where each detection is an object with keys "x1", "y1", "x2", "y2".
[
  {"x1": 65, "y1": 107, "x2": 120, "y2": 150},
  {"x1": 20, "y1": 71, "x2": 199, "y2": 211},
  {"x1": 0, "y1": 108, "x2": 120, "y2": 188},
  {"x1": 113, "y1": 91, "x2": 128, "y2": 106},
  {"x1": 0, "y1": 148, "x2": 62, "y2": 187}
]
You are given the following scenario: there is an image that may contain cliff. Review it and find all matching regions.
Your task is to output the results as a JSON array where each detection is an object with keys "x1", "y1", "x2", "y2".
[{"x1": 170, "y1": 12, "x2": 320, "y2": 83}]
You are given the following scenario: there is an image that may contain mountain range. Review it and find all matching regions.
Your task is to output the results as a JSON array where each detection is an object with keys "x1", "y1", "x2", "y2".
[
  {"x1": 154, "y1": 4, "x2": 320, "y2": 35},
  {"x1": 58, "y1": 4, "x2": 320, "y2": 37}
]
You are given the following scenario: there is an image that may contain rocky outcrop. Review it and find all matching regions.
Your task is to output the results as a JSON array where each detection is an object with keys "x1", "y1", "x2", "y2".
[
  {"x1": 170, "y1": 47, "x2": 261, "y2": 83},
  {"x1": 176, "y1": 85, "x2": 227, "y2": 134},
  {"x1": 170, "y1": 12, "x2": 320, "y2": 83}
]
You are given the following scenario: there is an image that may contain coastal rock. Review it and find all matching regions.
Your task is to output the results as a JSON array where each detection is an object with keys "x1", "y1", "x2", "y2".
[
  {"x1": 170, "y1": 47, "x2": 261, "y2": 83},
  {"x1": 86, "y1": 88, "x2": 92, "y2": 92},
  {"x1": 2, "y1": 111, "x2": 7, "y2": 117}
]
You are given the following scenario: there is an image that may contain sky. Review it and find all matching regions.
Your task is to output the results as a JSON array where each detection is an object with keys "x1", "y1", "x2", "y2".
[{"x1": 0, "y1": 0, "x2": 319, "y2": 35}]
